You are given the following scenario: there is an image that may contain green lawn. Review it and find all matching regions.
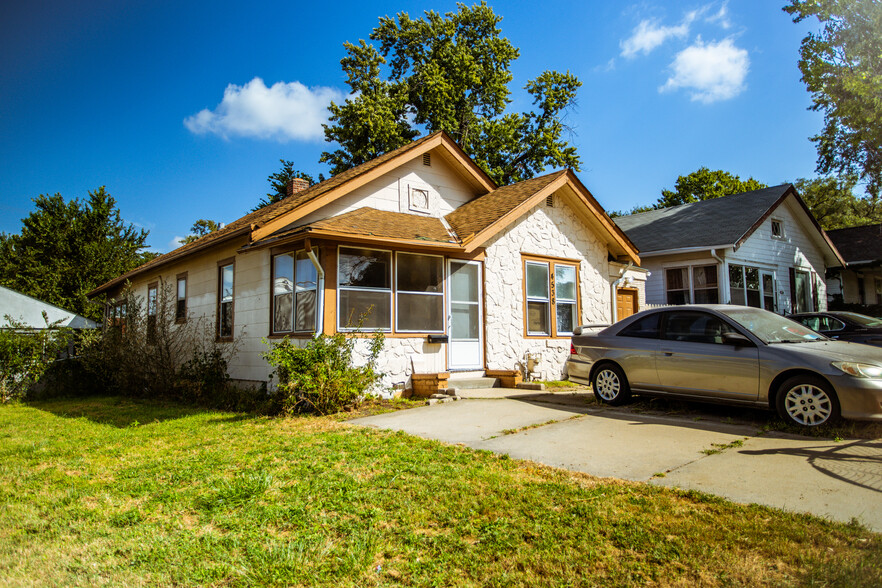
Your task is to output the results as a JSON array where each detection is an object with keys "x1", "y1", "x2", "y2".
[{"x1": 1, "y1": 397, "x2": 879, "y2": 586}]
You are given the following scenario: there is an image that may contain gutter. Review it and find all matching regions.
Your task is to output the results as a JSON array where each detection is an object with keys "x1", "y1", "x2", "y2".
[
  {"x1": 636, "y1": 245, "x2": 733, "y2": 258},
  {"x1": 710, "y1": 248, "x2": 728, "y2": 304}
]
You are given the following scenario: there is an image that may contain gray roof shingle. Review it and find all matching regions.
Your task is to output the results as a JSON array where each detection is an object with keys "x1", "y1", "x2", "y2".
[{"x1": 614, "y1": 184, "x2": 792, "y2": 253}]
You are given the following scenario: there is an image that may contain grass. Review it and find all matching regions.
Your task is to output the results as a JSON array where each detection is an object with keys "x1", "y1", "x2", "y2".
[{"x1": 1, "y1": 396, "x2": 880, "y2": 586}]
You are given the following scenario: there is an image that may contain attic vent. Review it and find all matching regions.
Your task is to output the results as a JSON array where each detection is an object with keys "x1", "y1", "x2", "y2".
[
  {"x1": 422, "y1": 153, "x2": 431, "y2": 166},
  {"x1": 546, "y1": 194, "x2": 554, "y2": 207}
]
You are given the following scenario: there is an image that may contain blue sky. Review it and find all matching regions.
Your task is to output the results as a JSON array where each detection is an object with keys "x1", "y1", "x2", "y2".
[{"x1": 0, "y1": 0, "x2": 823, "y2": 254}]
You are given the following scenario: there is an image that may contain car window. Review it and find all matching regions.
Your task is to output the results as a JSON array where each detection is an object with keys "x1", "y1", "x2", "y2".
[
  {"x1": 718, "y1": 307, "x2": 824, "y2": 343},
  {"x1": 798, "y1": 316, "x2": 821, "y2": 331},
  {"x1": 837, "y1": 312, "x2": 882, "y2": 327},
  {"x1": 820, "y1": 317, "x2": 845, "y2": 331},
  {"x1": 662, "y1": 311, "x2": 735, "y2": 345},
  {"x1": 618, "y1": 313, "x2": 660, "y2": 339}
]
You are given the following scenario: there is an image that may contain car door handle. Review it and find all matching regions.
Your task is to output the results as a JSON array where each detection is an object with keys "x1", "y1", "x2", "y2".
[{"x1": 662, "y1": 350, "x2": 674, "y2": 356}]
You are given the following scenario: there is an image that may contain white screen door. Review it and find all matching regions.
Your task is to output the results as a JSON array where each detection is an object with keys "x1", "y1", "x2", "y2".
[{"x1": 448, "y1": 260, "x2": 483, "y2": 369}]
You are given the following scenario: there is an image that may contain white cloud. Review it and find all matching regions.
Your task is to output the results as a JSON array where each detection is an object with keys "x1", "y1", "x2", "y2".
[
  {"x1": 620, "y1": 11, "x2": 698, "y2": 58},
  {"x1": 184, "y1": 77, "x2": 344, "y2": 141},
  {"x1": 706, "y1": 1, "x2": 731, "y2": 29},
  {"x1": 169, "y1": 236, "x2": 186, "y2": 250},
  {"x1": 660, "y1": 37, "x2": 748, "y2": 103}
]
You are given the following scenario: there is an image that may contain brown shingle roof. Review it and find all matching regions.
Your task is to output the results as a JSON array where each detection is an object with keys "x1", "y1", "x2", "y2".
[
  {"x1": 253, "y1": 207, "x2": 457, "y2": 246},
  {"x1": 445, "y1": 171, "x2": 566, "y2": 240},
  {"x1": 88, "y1": 132, "x2": 446, "y2": 296}
]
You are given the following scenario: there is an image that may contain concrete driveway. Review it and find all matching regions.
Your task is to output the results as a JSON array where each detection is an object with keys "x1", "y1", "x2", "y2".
[{"x1": 351, "y1": 392, "x2": 882, "y2": 532}]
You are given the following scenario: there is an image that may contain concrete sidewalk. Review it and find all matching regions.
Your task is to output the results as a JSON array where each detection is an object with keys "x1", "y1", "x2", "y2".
[{"x1": 351, "y1": 395, "x2": 882, "y2": 532}]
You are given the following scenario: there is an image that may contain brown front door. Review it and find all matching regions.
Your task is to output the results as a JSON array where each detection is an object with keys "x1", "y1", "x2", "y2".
[{"x1": 616, "y1": 288, "x2": 639, "y2": 322}]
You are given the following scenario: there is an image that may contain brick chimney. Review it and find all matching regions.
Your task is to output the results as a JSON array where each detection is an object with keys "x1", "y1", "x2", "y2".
[{"x1": 287, "y1": 177, "x2": 311, "y2": 197}]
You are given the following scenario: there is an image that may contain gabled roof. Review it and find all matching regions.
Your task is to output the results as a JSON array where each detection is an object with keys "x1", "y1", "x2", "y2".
[
  {"x1": 827, "y1": 223, "x2": 882, "y2": 265},
  {"x1": 614, "y1": 184, "x2": 843, "y2": 266},
  {"x1": 0, "y1": 286, "x2": 96, "y2": 329},
  {"x1": 90, "y1": 131, "x2": 495, "y2": 296}
]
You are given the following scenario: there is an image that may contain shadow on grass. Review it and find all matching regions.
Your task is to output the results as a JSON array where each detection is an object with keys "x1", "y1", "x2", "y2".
[{"x1": 27, "y1": 395, "x2": 257, "y2": 428}]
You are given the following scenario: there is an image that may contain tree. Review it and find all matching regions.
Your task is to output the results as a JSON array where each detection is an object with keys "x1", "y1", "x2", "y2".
[
  {"x1": 181, "y1": 219, "x2": 222, "y2": 245},
  {"x1": 795, "y1": 175, "x2": 882, "y2": 229},
  {"x1": 0, "y1": 187, "x2": 153, "y2": 321},
  {"x1": 252, "y1": 159, "x2": 319, "y2": 211},
  {"x1": 657, "y1": 167, "x2": 767, "y2": 208},
  {"x1": 784, "y1": 0, "x2": 882, "y2": 199},
  {"x1": 320, "y1": 2, "x2": 583, "y2": 186}
]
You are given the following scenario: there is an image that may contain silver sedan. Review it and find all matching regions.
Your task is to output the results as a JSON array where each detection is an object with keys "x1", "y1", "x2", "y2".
[{"x1": 567, "y1": 305, "x2": 882, "y2": 427}]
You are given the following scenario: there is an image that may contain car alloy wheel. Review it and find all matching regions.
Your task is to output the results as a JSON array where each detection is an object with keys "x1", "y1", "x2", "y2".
[
  {"x1": 591, "y1": 363, "x2": 631, "y2": 406},
  {"x1": 777, "y1": 376, "x2": 839, "y2": 427}
]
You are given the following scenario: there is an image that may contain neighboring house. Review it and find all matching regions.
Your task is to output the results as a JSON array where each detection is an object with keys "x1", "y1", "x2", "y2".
[
  {"x1": 826, "y1": 223, "x2": 882, "y2": 309},
  {"x1": 0, "y1": 285, "x2": 96, "y2": 329},
  {"x1": 614, "y1": 184, "x2": 844, "y2": 314},
  {"x1": 89, "y1": 131, "x2": 643, "y2": 391}
]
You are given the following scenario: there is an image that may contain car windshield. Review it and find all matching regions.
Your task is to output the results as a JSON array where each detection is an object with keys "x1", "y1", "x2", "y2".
[
  {"x1": 718, "y1": 307, "x2": 826, "y2": 344},
  {"x1": 836, "y1": 312, "x2": 882, "y2": 327}
]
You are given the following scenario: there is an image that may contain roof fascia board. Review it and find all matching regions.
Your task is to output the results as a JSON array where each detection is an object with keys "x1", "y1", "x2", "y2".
[
  {"x1": 637, "y1": 245, "x2": 733, "y2": 258},
  {"x1": 436, "y1": 133, "x2": 497, "y2": 193}
]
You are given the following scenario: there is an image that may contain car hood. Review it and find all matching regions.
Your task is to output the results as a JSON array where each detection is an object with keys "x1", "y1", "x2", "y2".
[{"x1": 768, "y1": 339, "x2": 882, "y2": 364}]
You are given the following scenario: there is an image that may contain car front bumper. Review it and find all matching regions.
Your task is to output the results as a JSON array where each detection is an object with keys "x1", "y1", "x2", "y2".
[{"x1": 830, "y1": 374, "x2": 882, "y2": 421}]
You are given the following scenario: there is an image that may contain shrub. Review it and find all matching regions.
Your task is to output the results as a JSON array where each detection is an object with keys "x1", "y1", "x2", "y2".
[
  {"x1": 0, "y1": 314, "x2": 70, "y2": 403},
  {"x1": 264, "y1": 330, "x2": 385, "y2": 415}
]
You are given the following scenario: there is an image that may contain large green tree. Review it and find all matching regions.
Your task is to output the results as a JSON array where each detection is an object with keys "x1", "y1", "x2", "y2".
[
  {"x1": 252, "y1": 159, "x2": 320, "y2": 211},
  {"x1": 795, "y1": 175, "x2": 882, "y2": 229},
  {"x1": 657, "y1": 167, "x2": 768, "y2": 208},
  {"x1": 0, "y1": 187, "x2": 153, "y2": 321},
  {"x1": 320, "y1": 2, "x2": 582, "y2": 186},
  {"x1": 784, "y1": 0, "x2": 882, "y2": 199},
  {"x1": 180, "y1": 219, "x2": 222, "y2": 245}
]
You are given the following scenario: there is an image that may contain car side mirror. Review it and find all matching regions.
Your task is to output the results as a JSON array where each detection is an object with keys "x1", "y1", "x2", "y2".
[{"x1": 723, "y1": 332, "x2": 753, "y2": 347}]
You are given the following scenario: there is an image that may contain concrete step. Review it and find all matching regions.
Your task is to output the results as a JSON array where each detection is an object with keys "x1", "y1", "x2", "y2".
[{"x1": 447, "y1": 377, "x2": 499, "y2": 390}]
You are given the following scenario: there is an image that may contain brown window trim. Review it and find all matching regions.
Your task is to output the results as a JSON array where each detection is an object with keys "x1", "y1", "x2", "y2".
[
  {"x1": 522, "y1": 255, "x2": 581, "y2": 339},
  {"x1": 217, "y1": 257, "x2": 235, "y2": 342},
  {"x1": 175, "y1": 271, "x2": 188, "y2": 324}
]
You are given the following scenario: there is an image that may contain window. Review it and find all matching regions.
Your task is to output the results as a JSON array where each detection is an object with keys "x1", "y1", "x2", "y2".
[
  {"x1": 820, "y1": 316, "x2": 845, "y2": 331},
  {"x1": 524, "y1": 258, "x2": 579, "y2": 337},
  {"x1": 107, "y1": 300, "x2": 127, "y2": 330},
  {"x1": 730, "y1": 264, "x2": 771, "y2": 309},
  {"x1": 619, "y1": 313, "x2": 660, "y2": 339},
  {"x1": 663, "y1": 311, "x2": 735, "y2": 345},
  {"x1": 218, "y1": 261, "x2": 234, "y2": 339},
  {"x1": 272, "y1": 250, "x2": 318, "y2": 334},
  {"x1": 147, "y1": 282, "x2": 157, "y2": 342},
  {"x1": 396, "y1": 253, "x2": 444, "y2": 332},
  {"x1": 175, "y1": 273, "x2": 187, "y2": 323},
  {"x1": 771, "y1": 219, "x2": 784, "y2": 239},
  {"x1": 665, "y1": 265, "x2": 718, "y2": 304},
  {"x1": 338, "y1": 247, "x2": 392, "y2": 330}
]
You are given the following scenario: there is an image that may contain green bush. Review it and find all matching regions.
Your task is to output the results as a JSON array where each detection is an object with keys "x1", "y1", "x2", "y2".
[
  {"x1": 0, "y1": 314, "x2": 70, "y2": 403},
  {"x1": 264, "y1": 330, "x2": 385, "y2": 415}
]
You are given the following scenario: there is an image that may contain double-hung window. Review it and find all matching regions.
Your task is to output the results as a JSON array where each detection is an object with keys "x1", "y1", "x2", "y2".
[
  {"x1": 395, "y1": 253, "x2": 444, "y2": 332},
  {"x1": 524, "y1": 258, "x2": 579, "y2": 337},
  {"x1": 218, "y1": 261, "x2": 234, "y2": 339},
  {"x1": 338, "y1": 247, "x2": 392, "y2": 330},
  {"x1": 147, "y1": 282, "x2": 158, "y2": 343},
  {"x1": 175, "y1": 273, "x2": 187, "y2": 323},
  {"x1": 665, "y1": 265, "x2": 719, "y2": 304},
  {"x1": 272, "y1": 250, "x2": 318, "y2": 334}
]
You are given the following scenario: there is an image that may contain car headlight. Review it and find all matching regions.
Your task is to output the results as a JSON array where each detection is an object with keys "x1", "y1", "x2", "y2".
[{"x1": 832, "y1": 361, "x2": 882, "y2": 379}]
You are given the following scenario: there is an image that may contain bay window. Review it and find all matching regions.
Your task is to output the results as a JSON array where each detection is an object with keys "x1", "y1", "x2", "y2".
[
  {"x1": 396, "y1": 253, "x2": 444, "y2": 332},
  {"x1": 338, "y1": 247, "x2": 392, "y2": 330}
]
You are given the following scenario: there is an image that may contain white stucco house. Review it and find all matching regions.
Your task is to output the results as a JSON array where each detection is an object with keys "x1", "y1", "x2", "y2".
[
  {"x1": 614, "y1": 184, "x2": 844, "y2": 314},
  {"x1": 89, "y1": 132, "x2": 643, "y2": 394}
]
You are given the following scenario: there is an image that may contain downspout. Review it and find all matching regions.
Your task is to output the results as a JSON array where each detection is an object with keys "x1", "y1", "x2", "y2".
[
  {"x1": 710, "y1": 249, "x2": 726, "y2": 303},
  {"x1": 304, "y1": 239, "x2": 325, "y2": 334},
  {"x1": 611, "y1": 261, "x2": 634, "y2": 323}
]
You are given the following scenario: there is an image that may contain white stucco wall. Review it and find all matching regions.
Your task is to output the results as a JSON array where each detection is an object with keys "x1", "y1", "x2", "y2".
[{"x1": 480, "y1": 194, "x2": 612, "y2": 381}]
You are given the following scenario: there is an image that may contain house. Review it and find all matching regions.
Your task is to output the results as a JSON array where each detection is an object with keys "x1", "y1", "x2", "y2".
[
  {"x1": 0, "y1": 285, "x2": 97, "y2": 329},
  {"x1": 825, "y1": 223, "x2": 882, "y2": 310},
  {"x1": 88, "y1": 132, "x2": 643, "y2": 393},
  {"x1": 614, "y1": 184, "x2": 844, "y2": 314}
]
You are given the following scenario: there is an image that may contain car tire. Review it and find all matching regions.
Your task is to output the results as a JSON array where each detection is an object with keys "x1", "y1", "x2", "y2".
[
  {"x1": 775, "y1": 375, "x2": 840, "y2": 427},
  {"x1": 591, "y1": 363, "x2": 631, "y2": 406}
]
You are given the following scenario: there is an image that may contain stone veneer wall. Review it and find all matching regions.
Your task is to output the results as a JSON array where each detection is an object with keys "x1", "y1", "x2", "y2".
[{"x1": 481, "y1": 200, "x2": 611, "y2": 380}]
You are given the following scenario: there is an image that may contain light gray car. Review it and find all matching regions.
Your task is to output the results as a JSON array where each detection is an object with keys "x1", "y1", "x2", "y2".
[{"x1": 567, "y1": 305, "x2": 882, "y2": 427}]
